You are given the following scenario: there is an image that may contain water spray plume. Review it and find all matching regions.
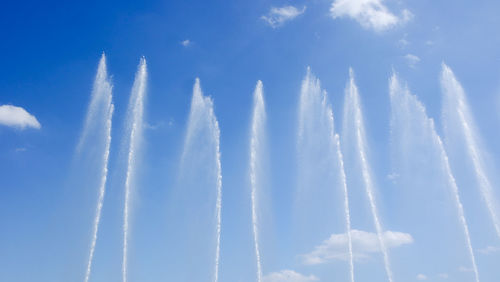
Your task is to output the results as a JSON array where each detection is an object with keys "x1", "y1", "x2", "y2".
[
  {"x1": 389, "y1": 72, "x2": 480, "y2": 282},
  {"x1": 122, "y1": 57, "x2": 147, "y2": 282},
  {"x1": 298, "y1": 68, "x2": 354, "y2": 282},
  {"x1": 441, "y1": 63, "x2": 500, "y2": 239},
  {"x1": 343, "y1": 69, "x2": 393, "y2": 282},
  {"x1": 335, "y1": 133, "x2": 355, "y2": 282},
  {"x1": 182, "y1": 78, "x2": 223, "y2": 282},
  {"x1": 250, "y1": 80, "x2": 265, "y2": 282},
  {"x1": 82, "y1": 54, "x2": 114, "y2": 282}
]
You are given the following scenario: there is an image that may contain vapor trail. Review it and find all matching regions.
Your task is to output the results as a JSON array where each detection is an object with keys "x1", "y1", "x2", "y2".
[{"x1": 122, "y1": 57, "x2": 147, "y2": 282}]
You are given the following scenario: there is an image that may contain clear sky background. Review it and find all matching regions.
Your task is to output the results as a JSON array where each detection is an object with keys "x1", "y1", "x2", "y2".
[{"x1": 1, "y1": 0, "x2": 500, "y2": 281}]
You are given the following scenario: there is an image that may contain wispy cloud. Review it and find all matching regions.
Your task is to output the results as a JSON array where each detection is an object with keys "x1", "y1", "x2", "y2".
[
  {"x1": 477, "y1": 245, "x2": 500, "y2": 255},
  {"x1": 263, "y1": 270, "x2": 319, "y2": 282},
  {"x1": 330, "y1": 0, "x2": 412, "y2": 31},
  {"x1": 398, "y1": 38, "x2": 409, "y2": 48},
  {"x1": 405, "y1": 54, "x2": 421, "y2": 68},
  {"x1": 438, "y1": 273, "x2": 450, "y2": 279},
  {"x1": 181, "y1": 39, "x2": 191, "y2": 47},
  {"x1": 144, "y1": 118, "x2": 174, "y2": 130},
  {"x1": 398, "y1": 33, "x2": 409, "y2": 48},
  {"x1": 416, "y1": 273, "x2": 428, "y2": 280},
  {"x1": 458, "y1": 266, "x2": 474, "y2": 273},
  {"x1": 261, "y1": 5, "x2": 306, "y2": 28},
  {"x1": 438, "y1": 273, "x2": 449, "y2": 279},
  {"x1": 0, "y1": 105, "x2": 41, "y2": 130},
  {"x1": 301, "y1": 229, "x2": 413, "y2": 264},
  {"x1": 387, "y1": 172, "x2": 399, "y2": 181}
]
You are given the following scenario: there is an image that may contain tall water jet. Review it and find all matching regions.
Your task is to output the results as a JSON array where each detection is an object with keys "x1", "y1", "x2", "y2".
[
  {"x1": 81, "y1": 54, "x2": 114, "y2": 282},
  {"x1": 440, "y1": 63, "x2": 500, "y2": 238},
  {"x1": 389, "y1": 72, "x2": 480, "y2": 282},
  {"x1": 335, "y1": 134, "x2": 354, "y2": 282},
  {"x1": 250, "y1": 80, "x2": 265, "y2": 282},
  {"x1": 180, "y1": 78, "x2": 223, "y2": 282},
  {"x1": 297, "y1": 68, "x2": 354, "y2": 282},
  {"x1": 122, "y1": 57, "x2": 147, "y2": 282},
  {"x1": 78, "y1": 54, "x2": 113, "y2": 154},
  {"x1": 342, "y1": 69, "x2": 392, "y2": 282}
]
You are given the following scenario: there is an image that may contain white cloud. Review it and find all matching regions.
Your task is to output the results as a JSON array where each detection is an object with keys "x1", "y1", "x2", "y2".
[
  {"x1": 458, "y1": 266, "x2": 474, "y2": 272},
  {"x1": 401, "y1": 9, "x2": 413, "y2": 22},
  {"x1": 477, "y1": 245, "x2": 500, "y2": 255},
  {"x1": 301, "y1": 229, "x2": 413, "y2": 265},
  {"x1": 263, "y1": 270, "x2": 319, "y2": 282},
  {"x1": 330, "y1": 0, "x2": 412, "y2": 31},
  {"x1": 262, "y1": 5, "x2": 306, "y2": 28},
  {"x1": 0, "y1": 105, "x2": 41, "y2": 130},
  {"x1": 397, "y1": 33, "x2": 409, "y2": 48},
  {"x1": 387, "y1": 172, "x2": 399, "y2": 180},
  {"x1": 405, "y1": 54, "x2": 420, "y2": 68},
  {"x1": 144, "y1": 119, "x2": 174, "y2": 130},
  {"x1": 181, "y1": 39, "x2": 191, "y2": 47},
  {"x1": 437, "y1": 273, "x2": 449, "y2": 279},
  {"x1": 398, "y1": 38, "x2": 409, "y2": 48},
  {"x1": 416, "y1": 273, "x2": 428, "y2": 280}
]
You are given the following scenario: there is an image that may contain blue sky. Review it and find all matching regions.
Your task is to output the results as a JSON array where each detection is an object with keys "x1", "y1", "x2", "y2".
[{"x1": 1, "y1": 0, "x2": 500, "y2": 281}]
